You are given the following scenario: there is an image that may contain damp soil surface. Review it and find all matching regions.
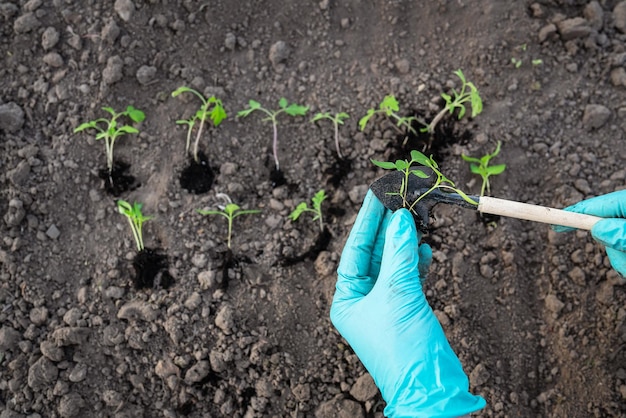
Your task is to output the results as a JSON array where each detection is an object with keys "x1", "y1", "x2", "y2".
[{"x1": 1, "y1": 1, "x2": 626, "y2": 417}]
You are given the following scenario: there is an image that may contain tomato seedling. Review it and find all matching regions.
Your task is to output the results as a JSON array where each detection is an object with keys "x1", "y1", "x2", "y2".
[
  {"x1": 289, "y1": 189, "x2": 327, "y2": 232},
  {"x1": 372, "y1": 150, "x2": 477, "y2": 214},
  {"x1": 424, "y1": 69, "x2": 482, "y2": 134},
  {"x1": 74, "y1": 106, "x2": 145, "y2": 174},
  {"x1": 117, "y1": 200, "x2": 153, "y2": 252},
  {"x1": 461, "y1": 140, "x2": 506, "y2": 197},
  {"x1": 359, "y1": 95, "x2": 418, "y2": 139},
  {"x1": 311, "y1": 112, "x2": 350, "y2": 159},
  {"x1": 172, "y1": 86, "x2": 227, "y2": 163},
  {"x1": 197, "y1": 202, "x2": 261, "y2": 249},
  {"x1": 237, "y1": 98, "x2": 308, "y2": 171}
]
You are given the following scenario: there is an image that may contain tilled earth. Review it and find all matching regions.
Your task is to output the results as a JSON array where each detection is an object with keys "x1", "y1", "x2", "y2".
[{"x1": 1, "y1": 1, "x2": 626, "y2": 417}]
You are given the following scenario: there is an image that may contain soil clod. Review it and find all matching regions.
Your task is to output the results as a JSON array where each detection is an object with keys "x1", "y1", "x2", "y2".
[
  {"x1": 180, "y1": 151, "x2": 214, "y2": 194},
  {"x1": 98, "y1": 160, "x2": 138, "y2": 196},
  {"x1": 131, "y1": 248, "x2": 174, "y2": 289}
]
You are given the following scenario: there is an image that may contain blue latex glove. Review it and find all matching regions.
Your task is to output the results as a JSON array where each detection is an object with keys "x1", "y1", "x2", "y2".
[
  {"x1": 553, "y1": 190, "x2": 626, "y2": 277},
  {"x1": 330, "y1": 191, "x2": 486, "y2": 418}
]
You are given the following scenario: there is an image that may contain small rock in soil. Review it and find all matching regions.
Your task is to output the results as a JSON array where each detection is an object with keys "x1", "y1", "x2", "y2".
[
  {"x1": 102, "y1": 55, "x2": 124, "y2": 85},
  {"x1": 41, "y1": 26, "x2": 60, "y2": 50},
  {"x1": 58, "y1": 392, "x2": 85, "y2": 418},
  {"x1": 556, "y1": 18, "x2": 592, "y2": 41},
  {"x1": 0, "y1": 326, "x2": 21, "y2": 351},
  {"x1": 469, "y1": 362, "x2": 490, "y2": 387},
  {"x1": 0, "y1": 102, "x2": 25, "y2": 133},
  {"x1": 27, "y1": 356, "x2": 59, "y2": 391},
  {"x1": 349, "y1": 373, "x2": 378, "y2": 402},
  {"x1": 114, "y1": 0, "x2": 135, "y2": 22},
  {"x1": 582, "y1": 104, "x2": 611, "y2": 129},
  {"x1": 117, "y1": 300, "x2": 158, "y2": 322},
  {"x1": 184, "y1": 360, "x2": 211, "y2": 384},
  {"x1": 315, "y1": 396, "x2": 364, "y2": 418},
  {"x1": 545, "y1": 294, "x2": 565, "y2": 314},
  {"x1": 614, "y1": 1, "x2": 626, "y2": 33},
  {"x1": 136, "y1": 65, "x2": 157, "y2": 85},
  {"x1": 269, "y1": 40, "x2": 290, "y2": 70},
  {"x1": 8, "y1": 160, "x2": 30, "y2": 187},
  {"x1": 14, "y1": 12, "x2": 40, "y2": 33},
  {"x1": 215, "y1": 304, "x2": 235, "y2": 334}
]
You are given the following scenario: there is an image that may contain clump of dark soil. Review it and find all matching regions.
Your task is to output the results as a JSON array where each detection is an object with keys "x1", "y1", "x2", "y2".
[
  {"x1": 324, "y1": 154, "x2": 352, "y2": 187},
  {"x1": 131, "y1": 248, "x2": 174, "y2": 289},
  {"x1": 180, "y1": 151, "x2": 214, "y2": 194},
  {"x1": 280, "y1": 227, "x2": 332, "y2": 266},
  {"x1": 98, "y1": 160, "x2": 138, "y2": 196}
]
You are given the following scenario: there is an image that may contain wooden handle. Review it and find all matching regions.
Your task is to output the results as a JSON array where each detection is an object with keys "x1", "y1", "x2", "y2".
[{"x1": 478, "y1": 196, "x2": 602, "y2": 230}]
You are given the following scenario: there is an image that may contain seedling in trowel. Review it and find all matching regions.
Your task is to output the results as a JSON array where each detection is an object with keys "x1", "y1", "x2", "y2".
[
  {"x1": 461, "y1": 141, "x2": 506, "y2": 197},
  {"x1": 197, "y1": 201, "x2": 261, "y2": 249},
  {"x1": 289, "y1": 189, "x2": 327, "y2": 232},
  {"x1": 359, "y1": 95, "x2": 418, "y2": 139},
  {"x1": 237, "y1": 98, "x2": 309, "y2": 171},
  {"x1": 74, "y1": 105, "x2": 145, "y2": 174},
  {"x1": 311, "y1": 112, "x2": 350, "y2": 159},
  {"x1": 423, "y1": 69, "x2": 482, "y2": 134},
  {"x1": 117, "y1": 200, "x2": 153, "y2": 252},
  {"x1": 372, "y1": 150, "x2": 477, "y2": 215},
  {"x1": 172, "y1": 86, "x2": 227, "y2": 163}
]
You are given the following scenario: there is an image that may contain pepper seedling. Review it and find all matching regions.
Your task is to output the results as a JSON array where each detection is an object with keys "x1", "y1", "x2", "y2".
[
  {"x1": 359, "y1": 95, "x2": 418, "y2": 139},
  {"x1": 117, "y1": 200, "x2": 153, "y2": 252},
  {"x1": 171, "y1": 86, "x2": 227, "y2": 163},
  {"x1": 289, "y1": 189, "x2": 327, "y2": 232},
  {"x1": 74, "y1": 106, "x2": 145, "y2": 174},
  {"x1": 237, "y1": 98, "x2": 308, "y2": 171},
  {"x1": 372, "y1": 150, "x2": 477, "y2": 214},
  {"x1": 461, "y1": 140, "x2": 506, "y2": 197},
  {"x1": 423, "y1": 69, "x2": 482, "y2": 134},
  {"x1": 197, "y1": 201, "x2": 261, "y2": 249},
  {"x1": 311, "y1": 112, "x2": 350, "y2": 159}
]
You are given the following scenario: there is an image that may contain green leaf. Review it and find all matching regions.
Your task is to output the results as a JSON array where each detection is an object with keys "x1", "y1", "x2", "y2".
[
  {"x1": 441, "y1": 92, "x2": 452, "y2": 105},
  {"x1": 102, "y1": 107, "x2": 116, "y2": 117},
  {"x1": 311, "y1": 112, "x2": 330, "y2": 122},
  {"x1": 278, "y1": 97, "x2": 288, "y2": 109},
  {"x1": 371, "y1": 159, "x2": 396, "y2": 170},
  {"x1": 336, "y1": 112, "x2": 350, "y2": 122},
  {"x1": 117, "y1": 126, "x2": 139, "y2": 134},
  {"x1": 210, "y1": 101, "x2": 227, "y2": 126},
  {"x1": 461, "y1": 154, "x2": 480, "y2": 164},
  {"x1": 455, "y1": 188, "x2": 478, "y2": 205},
  {"x1": 410, "y1": 150, "x2": 430, "y2": 166},
  {"x1": 469, "y1": 164, "x2": 482, "y2": 174},
  {"x1": 74, "y1": 121, "x2": 97, "y2": 132},
  {"x1": 284, "y1": 104, "x2": 309, "y2": 116},
  {"x1": 395, "y1": 159, "x2": 408, "y2": 171},
  {"x1": 486, "y1": 164, "x2": 506, "y2": 175},
  {"x1": 312, "y1": 190, "x2": 327, "y2": 208},
  {"x1": 172, "y1": 86, "x2": 192, "y2": 97},
  {"x1": 224, "y1": 203, "x2": 241, "y2": 216},
  {"x1": 289, "y1": 202, "x2": 308, "y2": 221},
  {"x1": 454, "y1": 69, "x2": 466, "y2": 84},
  {"x1": 411, "y1": 169, "x2": 430, "y2": 179},
  {"x1": 249, "y1": 100, "x2": 261, "y2": 109},
  {"x1": 469, "y1": 88, "x2": 483, "y2": 117},
  {"x1": 126, "y1": 106, "x2": 145, "y2": 123},
  {"x1": 457, "y1": 104, "x2": 466, "y2": 119},
  {"x1": 232, "y1": 209, "x2": 261, "y2": 219},
  {"x1": 380, "y1": 95, "x2": 399, "y2": 112},
  {"x1": 358, "y1": 109, "x2": 375, "y2": 131}
]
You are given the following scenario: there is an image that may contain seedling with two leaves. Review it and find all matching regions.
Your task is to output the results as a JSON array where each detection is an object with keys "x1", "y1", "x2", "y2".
[
  {"x1": 423, "y1": 69, "x2": 483, "y2": 134},
  {"x1": 74, "y1": 105, "x2": 145, "y2": 174},
  {"x1": 359, "y1": 95, "x2": 418, "y2": 140},
  {"x1": 197, "y1": 200, "x2": 261, "y2": 250},
  {"x1": 311, "y1": 112, "x2": 350, "y2": 159},
  {"x1": 237, "y1": 98, "x2": 308, "y2": 171},
  {"x1": 117, "y1": 200, "x2": 152, "y2": 252},
  {"x1": 289, "y1": 189, "x2": 327, "y2": 232},
  {"x1": 172, "y1": 86, "x2": 227, "y2": 163},
  {"x1": 461, "y1": 141, "x2": 506, "y2": 197}
]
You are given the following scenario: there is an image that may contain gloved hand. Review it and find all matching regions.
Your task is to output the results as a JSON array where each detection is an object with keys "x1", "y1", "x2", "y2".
[
  {"x1": 553, "y1": 190, "x2": 626, "y2": 277},
  {"x1": 330, "y1": 191, "x2": 486, "y2": 418}
]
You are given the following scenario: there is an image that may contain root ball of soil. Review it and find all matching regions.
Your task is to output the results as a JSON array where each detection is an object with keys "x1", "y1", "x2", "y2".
[
  {"x1": 132, "y1": 248, "x2": 174, "y2": 289},
  {"x1": 180, "y1": 152, "x2": 214, "y2": 194},
  {"x1": 98, "y1": 160, "x2": 138, "y2": 197}
]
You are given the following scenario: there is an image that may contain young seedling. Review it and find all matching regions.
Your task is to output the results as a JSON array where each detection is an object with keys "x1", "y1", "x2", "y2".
[
  {"x1": 289, "y1": 189, "x2": 327, "y2": 232},
  {"x1": 237, "y1": 98, "x2": 309, "y2": 171},
  {"x1": 461, "y1": 140, "x2": 506, "y2": 197},
  {"x1": 311, "y1": 112, "x2": 350, "y2": 159},
  {"x1": 372, "y1": 150, "x2": 477, "y2": 215},
  {"x1": 423, "y1": 69, "x2": 483, "y2": 134},
  {"x1": 359, "y1": 95, "x2": 418, "y2": 138},
  {"x1": 197, "y1": 201, "x2": 261, "y2": 249},
  {"x1": 74, "y1": 106, "x2": 145, "y2": 174},
  {"x1": 171, "y1": 86, "x2": 227, "y2": 163},
  {"x1": 117, "y1": 200, "x2": 153, "y2": 252}
]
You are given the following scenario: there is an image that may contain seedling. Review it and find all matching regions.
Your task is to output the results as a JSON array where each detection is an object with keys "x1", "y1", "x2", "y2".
[
  {"x1": 117, "y1": 200, "x2": 153, "y2": 252},
  {"x1": 372, "y1": 150, "x2": 477, "y2": 214},
  {"x1": 171, "y1": 86, "x2": 227, "y2": 163},
  {"x1": 237, "y1": 98, "x2": 309, "y2": 170},
  {"x1": 289, "y1": 189, "x2": 327, "y2": 232},
  {"x1": 359, "y1": 95, "x2": 418, "y2": 139},
  {"x1": 511, "y1": 57, "x2": 522, "y2": 68},
  {"x1": 311, "y1": 112, "x2": 350, "y2": 159},
  {"x1": 197, "y1": 201, "x2": 261, "y2": 249},
  {"x1": 423, "y1": 69, "x2": 482, "y2": 134},
  {"x1": 74, "y1": 106, "x2": 145, "y2": 174},
  {"x1": 461, "y1": 141, "x2": 506, "y2": 197}
]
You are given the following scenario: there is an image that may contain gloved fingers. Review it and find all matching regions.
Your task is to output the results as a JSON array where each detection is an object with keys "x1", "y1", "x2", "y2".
[
  {"x1": 605, "y1": 248, "x2": 626, "y2": 278},
  {"x1": 376, "y1": 209, "x2": 423, "y2": 292},
  {"x1": 418, "y1": 242, "x2": 433, "y2": 279},
  {"x1": 335, "y1": 190, "x2": 387, "y2": 302},
  {"x1": 553, "y1": 190, "x2": 626, "y2": 233},
  {"x1": 592, "y1": 218, "x2": 626, "y2": 277}
]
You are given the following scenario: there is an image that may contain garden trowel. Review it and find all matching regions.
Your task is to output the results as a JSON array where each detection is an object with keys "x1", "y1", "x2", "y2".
[{"x1": 370, "y1": 170, "x2": 601, "y2": 232}]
